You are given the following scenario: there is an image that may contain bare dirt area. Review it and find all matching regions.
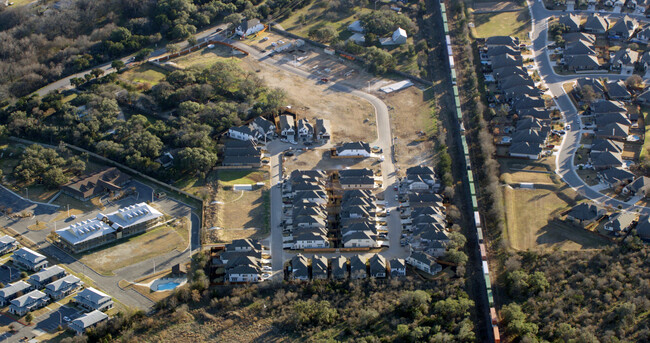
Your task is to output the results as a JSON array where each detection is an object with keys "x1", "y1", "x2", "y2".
[
  {"x1": 502, "y1": 185, "x2": 610, "y2": 251},
  {"x1": 381, "y1": 86, "x2": 437, "y2": 170},
  {"x1": 499, "y1": 158, "x2": 558, "y2": 184},
  {"x1": 239, "y1": 54, "x2": 377, "y2": 143},
  {"x1": 205, "y1": 170, "x2": 270, "y2": 244},
  {"x1": 79, "y1": 225, "x2": 186, "y2": 276},
  {"x1": 283, "y1": 148, "x2": 382, "y2": 174}
]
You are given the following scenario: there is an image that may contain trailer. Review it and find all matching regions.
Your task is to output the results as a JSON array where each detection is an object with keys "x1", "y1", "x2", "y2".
[
  {"x1": 482, "y1": 260, "x2": 489, "y2": 275},
  {"x1": 474, "y1": 211, "x2": 481, "y2": 228},
  {"x1": 479, "y1": 243, "x2": 487, "y2": 261},
  {"x1": 477, "y1": 227, "x2": 484, "y2": 243},
  {"x1": 493, "y1": 326, "x2": 501, "y2": 343},
  {"x1": 490, "y1": 308, "x2": 498, "y2": 325},
  {"x1": 471, "y1": 195, "x2": 478, "y2": 211}
]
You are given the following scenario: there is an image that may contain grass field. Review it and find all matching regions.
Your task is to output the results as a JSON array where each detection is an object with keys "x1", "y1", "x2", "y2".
[
  {"x1": 472, "y1": 10, "x2": 531, "y2": 41},
  {"x1": 173, "y1": 46, "x2": 243, "y2": 69},
  {"x1": 503, "y1": 185, "x2": 610, "y2": 251},
  {"x1": 79, "y1": 225, "x2": 186, "y2": 276},
  {"x1": 217, "y1": 170, "x2": 268, "y2": 186},
  {"x1": 640, "y1": 106, "x2": 650, "y2": 161},
  {"x1": 278, "y1": 2, "x2": 371, "y2": 38},
  {"x1": 119, "y1": 64, "x2": 167, "y2": 86}
]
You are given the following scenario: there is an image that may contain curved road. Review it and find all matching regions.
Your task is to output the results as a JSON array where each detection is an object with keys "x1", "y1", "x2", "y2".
[{"x1": 529, "y1": 0, "x2": 650, "y2": 215}]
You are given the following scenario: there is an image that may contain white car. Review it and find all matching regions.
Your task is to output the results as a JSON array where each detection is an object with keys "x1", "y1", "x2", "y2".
[{"x1": 63, "y1": 316, "x2": 71, "y2": 322}]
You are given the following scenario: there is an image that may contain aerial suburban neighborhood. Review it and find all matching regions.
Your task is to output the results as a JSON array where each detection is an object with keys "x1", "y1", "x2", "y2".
[{"x1": 0, "y1": 0, "x2": 648, "y2": 342}]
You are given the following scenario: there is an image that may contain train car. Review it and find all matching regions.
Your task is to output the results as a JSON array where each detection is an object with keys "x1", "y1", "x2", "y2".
[
  {"x1": 447, "y1": 45, "x2": 453, "y2": 57},
  {"x1": 467, "y1": 171, "x2": 473, "y2": 184},
  {"x1": 445, "y1": 35, "x2": 451, "y2": 46},
  {"x1": 452, "y1": 85, "x2": 459, "y2": 98},
  {"x1": 449, "y1": 56, "x2": 455, "y2": 68},
  {"x1": 477, "y1": 227, "x2": 484, "y2": 243},
  {"x1": 451, "y1": 69, "x2": 457, "y2": 85},
  {"x1": 487, "y1": 288, "x2": 494, "y2": 307},
  {"x1": 474, "y1": 211, "x2": 481, "y2": 228},
  {"x1": 484, "y1": 274, "x2": 491, "y2": 289},
  {"x1": 471, "y1": 195, "x2": 478, "y2": 211},
  {"x1": 456, "y1": 106, "x2": 462, "y2": 119},
  {"x1": 443, "y1": 22, "x2": 449, "y2": 34},
  {"x1": 454, "y1": 95, "x2": 461, "y2": 108},
  {"x1": 490, "y1": 308, "x2": 498, "y2": 325},
  {"x1": 469, "y1": 183, "x2": 476, "y2": 196},
  {"x1": 493, "y1": 326, "x2": 501, "y2": 343},
  {"x1": 440, "y1": 3, "x2": 446, "y2": 13},
  {"x1": 460, "y1": 134, "x2": 467, "y2": 146},
  {"x1": 479, "y1": 243, "x2": 487, "y2": 261},
  {"x1": 482, "y1": 260, "x2": 489, "y2": 275}
]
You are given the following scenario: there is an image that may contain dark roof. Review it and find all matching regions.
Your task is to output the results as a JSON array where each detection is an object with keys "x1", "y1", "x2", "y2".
[
  {"x1": 609, "y1": 16, "x2": 637, "y2": 37},
  {"x1": 340, "y1": 176, "x2": 374, "y2": 186},
  {"x1": 605, "y1": 212, "x2": 637, "y2": 233},
  {"x1": 368, "y1": 254, "x2": 387, "y2": 274},
  {"x1": 606, "y1": 80, "x2": 631, "y2": 99},
  {"x1": 222, "y1": 155, "x2": 261, "y2": 166},
  {"x1": 485, "y1": 36, "x2": 519, "y2": 47},
  {"x1": 512, "y1": 96, "x2": 545, "y2": 111},
  {"x1": 576, "y1": 77, "x2": 605, "y2": 94},
  {"x1": 337, "y1": 141, "x2": 370, "y2": 153},
  {"x1": 492, "y1": 66, "x2": 528, "y2": 78},
  {"x1": 339, "y1": 169, "x2": 373, "y2": 177},
  {"x1": 637, "y1": 89, "x2": 650, "y2": 103},
  {"x1": 563, "y1": 32, "x2": 596, "y2": 45},
  {"x1": 252, "y1": 116, "x2": 274, "y2": 132},
  {"x1": 590, "y1": 151, "x2": 624, "y2": 168},
  {"x1": 612, "y1": 48, "x2": 639, "y2": 65},
  {"x1": 599, "y1": 167, "x2": 635, "y2": 185},
  {"x1": 635, "y1": 215, "x2": 650, "y2": 239},
  {"x1": 62, "y1": 167, "x2": 130, "y2": 200},
  {"x1": 627, "y1": 176, "x2": 650, "y2": 193},
  {"x1": 490, "y1": 54, "x2": 523, "y2": 69},
  {"x1": 591, "y1": 138, "x2": 624, "y2": 153},
  {"x1": 564, "y1": 40, "x2": 596, "y2": 55},
  {"x1": 349, "y1": 255, "x2": 367, "y2": 274},
  {"x1": 559, "y1": 13, "x2": 580, "y2": 31},
  {"x1": 516, "y1": 116, "x2": 545, "y2": 131},
  {"x1": 568, "y1": 203, "x2": 605, "y2": 221},
  {"x1": 406, "y1": 165, "x2": 435, "y2": 176},
  {"x1": 486, "y1": 45, "x2": 521, "y2": 57},
  {"x1": 518, "y1": 108, "x2": 551, "y2": 120},
  {"x1": 511, "y1": 128, "x2": 548, "y2": 145},
  {"x1": 595, "y1": 112, "x2": 631, "y2": 127},
  {"x1": 565, "y1": 54, "x2": 600, "y2": 69},
  {"x1": 509, "y1": 142, "x2": 542, "y2": 156},
  {"x1": 596, "y1": 122, "x2": 629, "y2": 138},
  {"x1": 499, "y1": 74, "x2": 535, "y2": 90},
  {"x1": 591, "y1": 100, "x2": 627, "y2": 114},
  {"x1": 583, "y1": 14, "x2": 609, "y2": 32}
]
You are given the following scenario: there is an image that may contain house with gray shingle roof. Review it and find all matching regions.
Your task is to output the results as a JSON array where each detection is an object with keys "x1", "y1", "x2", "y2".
[
  {"x1": 559, "y1": 13, "x2": 580, "y2": 32},
  {"x1": 604, "y1": 212, "x2": 637, "y2": 234},
  {"x1": 28, "y1": 265, "x2": 66, "y2": 288},
  {"x1": 0, "y1": 235, "x2": 18, "y2": 255},
  {"x1": 44, "y1": 275, "x2": 82, "y2": 300},
  {"x1": 389, "y1": 258, "x2": 406, "y2": 277},
  {"x1": 406, "y1": 252, "x2": 441, "y2": 275},
  {"x1": 9, "y1": 290, "x2": 48, "y2": 316},
  {"x1": 595, "y1": 122, "x2": 630, "y2": 141},
  {"x1": 311, "y1": 255, "x2": 328, "y2": 280},
  {"x1": 69, "y1": 310, "x2": 109, "y2": 335},
  {"x1": 331, "y1": 256, "x2": 348, "y2": 280},
  {"x1": 291, "y1": 254, "x2": 309, "y2": 281},
  {"x1": 565, "y1": 55, "x2": 600, "y2": 71},
  {"x1": 74, "y1": 287, "x2": 113, "y2": 312},
  {"x1": 349, "y1": 255, "x2": 367, "y2": 279},
  {"x1": 598, "y1": 167, "x2": 635, "y2": 188},
  {"x1": 605, "y1": 80, "x2": 632, "y2": 101},
  {"x1": 611, "y1": 48, "x2": 639, "y2": 72},
  {"x1": 12, "y1": 247, "x2": 48, "y2": 271},
  {"x1": 368, "y1": 254, "x2": 387, "y2": 278},
  {"x1": 583, "y1": 14, "x2": 610, "y2": 33},
  {"x1": 608, "y1": 16, "x2": 638, "y2": 40},
  {"x1": 566, "y1": 203, "x2": 606, "y2": 226},
  {"x1": 590, "y1": 150, "x2": 624, "y2": 170},
  {"x1": 634, "y1": 215, "x2": 650, "y2": 240},
  {"x1": 624, "y1": 176, "x2": 650, "y2": 197},
  {"x1": 0, "y1": 281, "x2": 33, "y2": 306}
]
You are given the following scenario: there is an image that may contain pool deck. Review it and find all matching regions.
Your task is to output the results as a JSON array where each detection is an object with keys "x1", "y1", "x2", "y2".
[{"x1": 139, "y1": 277, "x2": 187, "y2": 292}]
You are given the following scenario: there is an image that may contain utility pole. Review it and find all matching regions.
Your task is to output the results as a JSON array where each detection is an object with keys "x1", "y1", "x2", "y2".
[
  {"x1": 25, "y1": 188, "x2": 28, "y2": 200},
  {"x1": 67, "y1": 204, "x2": 70, "y2": 218}
]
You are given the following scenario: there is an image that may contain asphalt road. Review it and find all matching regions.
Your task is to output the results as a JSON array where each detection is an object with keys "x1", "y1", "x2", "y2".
[{"x1": 529, "y1": 0, "x2": 650, "y2": 215}]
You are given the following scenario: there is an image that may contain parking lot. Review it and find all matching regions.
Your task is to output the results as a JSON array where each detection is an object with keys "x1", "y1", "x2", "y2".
[
  {"x1": 0, "y1": 264, "x2": 21, "y2": 284},
  {"x1": 35, "y1": 305, "x2": 80, "y2": 332}
]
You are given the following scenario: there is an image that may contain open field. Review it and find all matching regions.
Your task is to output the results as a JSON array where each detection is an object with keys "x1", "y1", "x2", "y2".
[
  {"x1": 641, "y1": 106, "x2": 650, "y2": 161},
  {"x1": 277, "y1": 2, "x2": 371, "y2": 38},
  {"x1": 283, "y1": 148, "x2": 381, "y2": 174},
  {"x1": 172, "y1": 45, "x2": 244, "y2": 69},
  {"x1": 216, "y1": 170, "x2": 267, "y2": 186},
  {"x1": 119, "y1": 64, "x2": 167, "y2": 87},
  {"x1": 79, "y1": 225, "x2": 186, "y2": 276},
  {"x1": 472, "y1": 10, "x2": 531, "y2": 41},
  {"x1": 503, "y1": 185, "x2": 610, "y2": 251},
  {"x1": 382, "y1": 86, "x2": 437, "y2": 170}
]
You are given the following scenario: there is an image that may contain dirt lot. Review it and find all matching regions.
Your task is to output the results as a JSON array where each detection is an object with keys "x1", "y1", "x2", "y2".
[
  {"x1": 205, "y1": 170, "x2": 270, "y2": 243},
  {"x1": 79, "y1": 224, "x2": 187, "y2": 276},
  {"x1": 283, "y1": 148, "x2": 381, "y2": 174},
  {"x1": 381, "y1": 86, "x2": 437, "y2": 170},
  {"x1": 503, "y1": 185, "x2": 610, "y2": 251}
]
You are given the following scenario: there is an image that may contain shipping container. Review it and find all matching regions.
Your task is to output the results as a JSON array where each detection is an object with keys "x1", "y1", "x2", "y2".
[
  {"x1": 445, "y1": 35, "x2": 451, "y2": 46},
  {"x1": 447, "y1": 46, "x2": 453, "y2": 57},
  {"x1": 471, "y1": 195, "x2": 478, "y2": 210},
  {"x1": 453, "y1": 86, "x2": 459, "y2": 97},
  {"x1": 451, "y1": 69, "x2": 457, "y2": 85},
  {"x1": 490, "y1": 308, "x2": 498, "y2": 325},
  {"x1": 440, "y1": 3, "x2": 446, "y2": 13},
  {"x1": 454, "y1": 96, "x2": 461, "y2": 108},
  {"x1": 487, "y1": 288, "x2": 494, "y2": 306},
  {"x1": 484, "y1": 274, "x2": 491, "y2": 289},
  {"x1": 456, "y1": 106, "x2": 462, "y2": 119},
  {"x1": 493, "y1": 326, "x2": 501, "y2": 343},
  {"x1": 477, "y1": 227, "x2": 484, "y2": 242},
  {"x1": 467, "y1": 171, "x2": 473, "y2": 184},
  {"x1": 443, "y1": 22, "x2": 449, "y2": 34},
  {"x1": 482, "y1": 260, "x2": 489, "y2": 275},
  {"x1": 479, "y1": 243, "x2": 487, "y2": 261},
  {"x1": 449, "y1": 56, "x2": 455, "y2": 68},
  {"x1": 474, "y1": 211, "x2": 481, "y2": 228}
]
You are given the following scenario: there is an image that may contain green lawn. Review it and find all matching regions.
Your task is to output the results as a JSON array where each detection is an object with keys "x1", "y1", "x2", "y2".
[
  {"x1": 642, "y1": 107, "x2": 650, "y2": 161},
  {"x1": 278, "y1": 2, "x2": 372, "y2": 38},
  {"x1": 119, "y1": 64, "x2": 167, "y2": 86},
  {"x1": 472, "y1": 10, "x2": 531, "y2": 41},
  {"x1": 173, "y1": 46, "x2": 242, "y2": 69},
  {"x1": 217, "y1": 170, "x2": 268, "y2": 186}
]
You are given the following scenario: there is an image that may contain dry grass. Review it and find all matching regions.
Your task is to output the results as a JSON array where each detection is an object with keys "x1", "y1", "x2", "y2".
[
  {"x1": 472, "y1": 10, "x2": 532, "y2": 41},
  {"x1": 50, "y1": 208, "x2": 84, "y2": 223},
  {"x1": 502, "y1": 171, "x2": 557, "y2": 184},
  {"x1": 173, "y1": 45, "x2": 244, "y2": 69},
  {"x1": 503, "y1": 186, "x2": 610, "y2": 251},
  {"x1": 208, "y1": 188, "x2": 269, "y2": 243},
  {"x1": 119, "y1": 64, "x2": 167, "y2": 87},
  {"x1": 79, "y1": 225, "x2": 186, "y2": 276},
  {"x1": 381, "y1": 86, "x2": 437, "y2": 170},
  {"x1": 283, "y1": 148, "x2": 381, "y2": 174},
  {"x1": 27, "y1": 221, "x2": 49, "y2": 231}
]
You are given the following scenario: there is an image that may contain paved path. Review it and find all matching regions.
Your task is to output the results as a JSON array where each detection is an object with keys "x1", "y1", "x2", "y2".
[{"x1": 529, "y1": 0, "x2": 650, "y2": 215}]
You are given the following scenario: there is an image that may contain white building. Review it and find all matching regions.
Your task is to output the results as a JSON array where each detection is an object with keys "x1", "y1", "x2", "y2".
[
  {"x1": 381, "y1": 27, "x2": 408, "y2": 46},
  {"x1": 235, "y1": 19, "x2": 265, "y2": 37}
]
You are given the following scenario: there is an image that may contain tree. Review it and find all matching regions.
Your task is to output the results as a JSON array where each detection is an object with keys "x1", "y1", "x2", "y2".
[
  {"x1": 445, "y1": 249, "x2": 468, "y2": 266},
  {"x1": 398, "y1": 290, "x2": 431, "y2": 319},
  {"x1": 625, "y1": 74, "x2": 644, "y2": 89},
  {"x1": 70, "y1": 77, "x2": 85, "y2": 88},
  {"x1": 110, "y1": 27, "x2": 132, "y2": 42},
  {"x1": 308, "y1": 26, "x2": 337, "y2": 43},
  {"x1": 43, "y1": 168, "x2": 69, "y2": 188},
  {"x1": 224, "y1": 13, "x2": 243, "y2": 29},
  {"x1": 527, "y1": 271, "x2": 549, "y2": 294},
  {"x1": 167, "y1": 43, "x2": 180, "y2": 53},
  {"x1": 579, "y1": 84, "x2": 597, "y2": 103},
  {"x1": 135, "y1": 48, "x2": 154, "y2": 62},
  {"x1": 187, "y1": 36, "x2": 198, "y2": 46},
  {"x1": 111, "y1": 60, "x2": 125, "y2": 72},
  {"x1": 177, "y1": 147, "x2": 217, "y2": 174},
  {"x1": 363, "y1": 46, "x2": 396, "y2": 74},
  {"x1": 91, "y1": 68, "x2": 105, "y2": 79},
  {"x1": 25, "y1": 313, "x2": 33, "y2": 323},
  {"x1": 360, "y1": 10, "x2": 416, "y2": 36}
]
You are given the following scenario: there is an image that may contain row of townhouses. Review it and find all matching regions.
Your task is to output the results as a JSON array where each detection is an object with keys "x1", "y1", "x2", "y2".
[
  {"x1": 289, "y1": 254, "x2": 405, "y2": 281},
  {"x1": 228, "y1": 115, "x2": 330, "y2": 145},
  {"x1": 211, "y1": 239, "x2": 269, "y2": 283}
]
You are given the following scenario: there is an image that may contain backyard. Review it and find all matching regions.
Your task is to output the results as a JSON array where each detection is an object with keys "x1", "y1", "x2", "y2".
[
  {"x1": 502, "y1": 185, "x2": 610, "y2": 251},
  {"x1": 472, "y1": 9, "x2": 531, "y2": 41},
  {"x1": 79, "y1": 224, "x2": 187, "y2": 276},
  {"x1": 118, "y1": 64, "x2": 167, "y2": 88},
  {"x1": 277, "y1": 1, "x2": 372, "y2": 38}
]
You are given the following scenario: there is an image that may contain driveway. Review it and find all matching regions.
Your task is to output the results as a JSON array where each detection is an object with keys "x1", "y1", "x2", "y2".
[{"x1": 528, "y1": 0, "x2": 650, "y2": 216}]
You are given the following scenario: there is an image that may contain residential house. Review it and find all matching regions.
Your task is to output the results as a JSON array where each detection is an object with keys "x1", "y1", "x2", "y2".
[
  {"x1": 250, "y1": 116, "x2": 275, "y2": 139},
  {"x1": 509, "y1": 142, "x2": 544, "y2": 159},
  {"x1": 0, "y1": 235, "x2": 18, "y2": 255},
  {"x1": 9, "y1": 290, "x2": 48, "y2": 316},
  {"x1": 604, "y1": 212, "x2": 637, "y2": 234},
  {"x1": 291, "y1": 254, "x2": 309, "y2": 281},
  {"x1": 583, "y1": 14, "x2": 610, "y2": 33},
  {"x1": 606, "y1": 80, "x2": 632, "y2": 101},
  {"x1": 389, "y1": 258, "x2": 406, "y2": 277},
  {"x1": 406, "y1": 252, "x2": 442, "y2": 275},
  {"x1": 624, "y1": 176, "x2": 650, "y2": 197},
  {"x1": 485, "y1": 36, "x2": 519, "y2": 49},
  {"x1": 297, "y1": 119, "x2": 314, "y2": 139},
  {"x1": 608, "y1": 16, "x2": 638, "y2": 39},
  {"x1": 348, "y1": 20, "x2": 364, "y2": 33},
  {"x1": 12, "y1": 247, "x2": 48, "y2": 271},
  {"x1": 61, "y1": 167, "x2": 130, "y2": 202},
  {"x1": 314, "y1": 118, "x2": 330, "y2": 141},
  {"x1": 342, "y1": 231, "x2": 377, "y2": 248},
  {"x1": 28, "y1": 265, "x2": 66, "y2": 288},
  {"x1": 592, "y1": 138, "x2": 624, "y2": 154},
  {"x1": 69, "y1": 310, "x2": 109, "y2": 335},
  {"x1": 44, "y1": 275, "x2": 82, "y2": 300},
  {"x1": 292, "y1": 229, "x2": 330, "y2": 250},
  {"x1": 564, "y1": 40, "x2": 597, "y2": 56},
  {"x1": 228, "y1": 239, "x2": 261, "y2": 252},
  {"x1": 558, "y1": 13, "x2": 581, "y2": 32},
  {"x1": 595, "y1": 122, "x2": 630, "y2": 141},
  {"x1": 235, "y1": 19, "x2": 264, "y2": 37},
  {"x1": 590, "y1": 150, "x2": 624, "y2": 169},
  {"x1": 339, "y1": 168, "x2": 376, "y2": 189},
  {"x1": 278, "y1": 115, "x2": 296, "y2": 141},
  {"x1": 405, "y1": 165, "x2": 440, "y2": 191},
  {"x1": 610, "y1": 48, "x2": 639, "y2": 73},
  {"x1": 640, "y1": 50, "x2": 650, "y2": 70},
  {"x1": 311, "y1": 255, "x2": 328, "y2": 280},
  {"x1": 227, "y1": 263, "x2": 262, "y2": 283},
  {"x1": 331, "y1": 256, "x2": 348, "y2": 280},
  {"x1": 566, "y1": 203, "x2": 606, "y2": 226},
  {"x1": 368, "y1": 254, "x2": 387, "y2": 278},
  {"x1": 635, "y1": 215, "x2": 650, "y2": 240},
  {"x1": 598, "y1": 167, "x2": 635, "y2": 188},
  {"x1": 563, "y1": 32, "x2": 597, "y2": 45},
  {"x1": 490, "y1": 54, "x2": 523, "y2": 70},
  {"x1": 74, "y1": 287, "x2": 113, "y2": 312},
  {"x1": 591, "y1": 99, "x2": 628, "y2": 114},
  {"x1": 155, "y1": 152, "x2": 174, "y2": 168},
  {"x1": 380, "y1": 27, "x2": 407, "y2": 46},
  {"x1": 637, "y1": 89, "x2": 650, "y2": 104},
  {"x1": 595, "y1": 112, "x2": 632, "y2": 128},
  {"x1": 634, "y1": 25, "x2": 650, "y2": 43},
  {"x1": 349, "y1": 255, "x2": 367, "y2": 279},
  {"x1": 222, "y1": 139, "x2": 262, "y2": 167},
  {"x1": 565, "y1": 54, "x2": 600, "y2": 71},
  {"x1": 335, "y1": 141, "x2": 371, "y2": 157},
  {"x1": 0, "y1": 281, "x2": 33, "y2": 306},
  {"x1": 228, "y1": 125, "x2": 259, "y2": 143},
  {"x1": 575, "y1": 77, "x2": 605, "y2": 101}
]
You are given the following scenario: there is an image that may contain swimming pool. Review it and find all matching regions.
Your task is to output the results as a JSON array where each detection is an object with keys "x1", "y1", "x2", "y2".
[{"x1": 156, "y1": 281, "x2": 181, "y2": 291}]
